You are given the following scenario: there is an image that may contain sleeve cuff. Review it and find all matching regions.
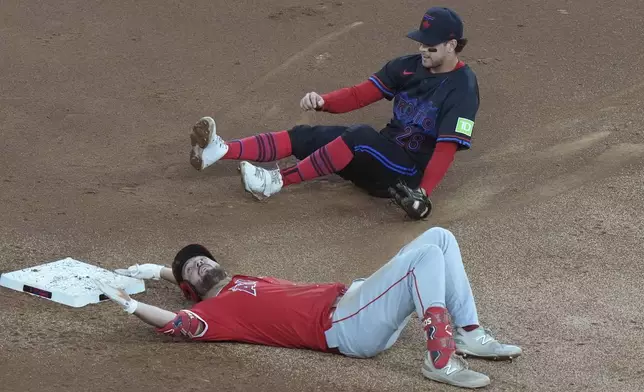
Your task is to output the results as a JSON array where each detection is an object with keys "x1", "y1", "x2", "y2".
[
  {"x1": 368, "y1": 75, "x2": 394, "y2": 99},
  {"x1": 436, "y1": 136, "x2": 471, "y2": 149}
]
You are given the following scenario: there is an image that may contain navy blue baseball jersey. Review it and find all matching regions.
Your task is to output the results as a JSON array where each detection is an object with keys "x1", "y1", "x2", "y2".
[{"x1": 368, "y1": 54, "x2": 479, "y2": 162}]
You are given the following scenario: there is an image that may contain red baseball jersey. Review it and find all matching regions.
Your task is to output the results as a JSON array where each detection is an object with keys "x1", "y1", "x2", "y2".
[{"x1": 157, "y1": 275, "x2": 347, "y2": 352}]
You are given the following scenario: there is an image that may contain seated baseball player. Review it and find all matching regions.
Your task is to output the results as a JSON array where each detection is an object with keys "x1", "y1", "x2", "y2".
[
  {"x1": 97, "y1": 227, "x2": 522, "y2": 389},
  {"x1": 187, "y1": 7, "x2": 479, "y2": 220}
]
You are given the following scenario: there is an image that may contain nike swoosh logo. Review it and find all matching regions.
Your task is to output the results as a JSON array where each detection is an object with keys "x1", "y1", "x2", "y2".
[{"x1": 403, "y1": 70, "x2": 414, "y2": 76}]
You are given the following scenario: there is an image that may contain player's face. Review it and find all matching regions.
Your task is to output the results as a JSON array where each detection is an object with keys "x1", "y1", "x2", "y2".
[
  {"x1": 419, "y1": 40, "x2": 456, "y2": 69},
  {"x1": 182, "y1": 256, "x2": 227, "y2": 295}
]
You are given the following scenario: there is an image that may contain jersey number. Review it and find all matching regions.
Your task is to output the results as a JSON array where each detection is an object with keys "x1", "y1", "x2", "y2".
[{"x1": 394, "y1": 126, "x2": 425, "y2": 151}]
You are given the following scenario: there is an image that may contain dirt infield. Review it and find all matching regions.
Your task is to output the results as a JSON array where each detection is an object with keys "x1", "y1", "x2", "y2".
[{"x1": 2, "y1": 0, "x2": 643, "y2": 391}]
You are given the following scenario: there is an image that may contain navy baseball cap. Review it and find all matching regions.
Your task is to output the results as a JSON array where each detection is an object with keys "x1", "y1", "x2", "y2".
[{"x1": 407, "y1": 7, "x2": 464, "y2": 46}]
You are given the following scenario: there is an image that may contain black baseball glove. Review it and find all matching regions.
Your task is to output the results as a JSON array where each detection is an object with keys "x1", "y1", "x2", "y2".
[{"x1": 388, "y1": 181, "x2": 433, "y2": 220}]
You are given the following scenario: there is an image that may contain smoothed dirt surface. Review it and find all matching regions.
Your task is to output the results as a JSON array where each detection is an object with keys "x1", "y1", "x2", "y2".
[{"x1": 1, "y1": 0, "x2": 643, "y2": 391}]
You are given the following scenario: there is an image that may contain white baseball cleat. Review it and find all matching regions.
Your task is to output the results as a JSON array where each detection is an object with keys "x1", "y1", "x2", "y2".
[
  {"x1": 454, "y1": 326, "x2": 523, "y2": 360},
  {"x1": 239, "y1": 161, "x2": 283, "y2": 200},
  {"x1": 421, "y1": 352, "x2": 491, "y2": 389},
  {"x1": 190, "y1": 116, "x2": 229, "y2": 171}
]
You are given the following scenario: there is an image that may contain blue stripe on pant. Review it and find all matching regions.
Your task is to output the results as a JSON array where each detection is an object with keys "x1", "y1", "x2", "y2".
[
  {"x1": 353, "y1": 145, "x2": 418, "y2": 176},
  {"x1": 288, "y1": 123, "x2": 424, "y2": 195}
]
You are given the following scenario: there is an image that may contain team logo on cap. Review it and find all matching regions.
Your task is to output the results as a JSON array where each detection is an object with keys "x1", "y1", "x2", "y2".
[{"x1": 421, "y1": 13, "x2": 434, "y2": 29}]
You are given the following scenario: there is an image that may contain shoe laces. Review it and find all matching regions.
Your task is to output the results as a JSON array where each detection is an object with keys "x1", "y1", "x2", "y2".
[
  {"x1": 248, "y1": 166, "x2": 268, "y2": 196},
  {"x1": 214, "y1": 135, "x2": 226, "y2": 148},
  {"x1": 268, "y1": 169, "x2": 281, "y2": 185},
  {"x1": 449, "y1": 353, "x2": 470, "y2": 371},
  {"x1": 251, "y1": 165, "x2": 281, "y2": 194},
  {"x1": 253, "y1": 166, "x2": 267, "y2": 182},
  {"x1": 478, "y1": 327, "x2": 499, "y2": 345}
]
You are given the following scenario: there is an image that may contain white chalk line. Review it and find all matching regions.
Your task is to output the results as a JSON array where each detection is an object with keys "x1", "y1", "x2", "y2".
[
  {"x1": 220, "y1": 21, "x2": 364, "y2": 123},
  {"x1": 247, "y1": 21, "x2": 364, "y2": 93}
]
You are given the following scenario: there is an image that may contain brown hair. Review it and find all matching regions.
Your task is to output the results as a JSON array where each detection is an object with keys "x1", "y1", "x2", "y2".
[{"x1": 455, "y1": 38, "x2": 468, "y2": 53}]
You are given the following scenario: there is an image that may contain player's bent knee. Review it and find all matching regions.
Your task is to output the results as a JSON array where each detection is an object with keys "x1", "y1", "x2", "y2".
[
  {"x1": 288, "y1": 125, "x2": 315, "y2": 159},
  {"x1": 288, "y1": 124, "x2": 313, "y2": 137},
  {"x1": 340, "y1": 124, "x2": 377, "y2": 147},
  {"x1": 419, "y1": 227, "x2": 455, "y2": 243},
  {"x1": 436, "y1": 227, "x2": 457, "y2": 245},
  {"x1": 409, "y1": 244, "x2": 443, "y2": 267},
  {"x1": 428, "y1": 226, "x2": 453, "y2": 237},
  {"x1": 287, "y1": 124, "x2": 314, "y2": 145}
]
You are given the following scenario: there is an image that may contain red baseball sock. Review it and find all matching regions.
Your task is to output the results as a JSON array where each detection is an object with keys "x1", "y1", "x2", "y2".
[
  {"x1": 462, "y1": 324, "x2": 480, "y2": 332},
  {"x1": 423, "y1": 306, "x2": 455, "y2": 369},
  {"x1": 223, "y1": 131, "x2": 292, "y2": 162},
  {"x1": 280, "y1": 136, "x2": 353, "y2": 186}
]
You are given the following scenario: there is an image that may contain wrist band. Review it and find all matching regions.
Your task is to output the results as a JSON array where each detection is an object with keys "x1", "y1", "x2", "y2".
[
  {"x1": 124, "y1": 299, "x2": 138, "y2": 314},
  {"x1": 153, "y1": 266, "x2": 163, "y2": 280}
]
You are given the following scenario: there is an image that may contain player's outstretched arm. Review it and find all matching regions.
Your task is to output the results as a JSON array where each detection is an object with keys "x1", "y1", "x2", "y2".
[
  {"x1": 159, "y1": 267, "x2": 176, "y2": 283},
  {"x1": 300, "y1": 80, "x2": 384, "y2": 113},
  {"x1": 95, "y1": 280, "x2": 176, "y2": 328},
  {"x1": 114, "y1": 264, "x2": 177, "y2": 284},
  {"x1": 132, "y1": 302, "x2": 177, "y2": 328}
]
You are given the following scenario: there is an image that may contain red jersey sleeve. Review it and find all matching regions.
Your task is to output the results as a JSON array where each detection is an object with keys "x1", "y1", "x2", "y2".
[
  {"x1": 419, "y1": 142, "x2": 457, "y2": 196},
  {"x1": 320, "y1": 80, "x2": 384, "y2": 113}
]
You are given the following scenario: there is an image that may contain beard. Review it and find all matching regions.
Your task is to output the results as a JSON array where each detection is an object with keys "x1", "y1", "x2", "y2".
[
  {"x1": 422, "y1": 56, "x2": 442, "y2": 69},
  {"x1": 194, "y1": 267, "x2": 228, "y2": 296}
]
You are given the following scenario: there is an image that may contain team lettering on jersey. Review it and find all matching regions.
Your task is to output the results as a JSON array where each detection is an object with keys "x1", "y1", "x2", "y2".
[
  {"x1": 392, "y1": 92, "x2": 440, "y2": 152},
  {"x1": 394, "y1": 92, "x2": 439, "y2": 134},
  {"x1": 372, "y1": 54, "x2": 479, "y2": 154},
  {"x1": 229, "y1": 279, "x2": 258, "y2": 296}
]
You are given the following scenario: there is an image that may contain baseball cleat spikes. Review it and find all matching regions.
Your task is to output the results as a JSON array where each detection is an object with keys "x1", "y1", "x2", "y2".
[{"x1": 189, "y1": 116, "x2": 229, "y2": 171}]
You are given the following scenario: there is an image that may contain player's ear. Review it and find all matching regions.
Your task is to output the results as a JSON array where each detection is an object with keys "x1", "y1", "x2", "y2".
[
  {"x1": 447, "y1": 39, "x2": 457, "y2": 53},
  {"x1": 180, "y1": 281, "x2": 201, "y2": 302}
]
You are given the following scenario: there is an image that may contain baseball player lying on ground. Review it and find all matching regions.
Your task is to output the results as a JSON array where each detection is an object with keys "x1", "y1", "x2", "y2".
[
  {"x1": 97, "y1": 227, "x2": 521, "y2": 389},
  {"x1": 188, "y1": 7, "x2": 479, "y2": 220}
]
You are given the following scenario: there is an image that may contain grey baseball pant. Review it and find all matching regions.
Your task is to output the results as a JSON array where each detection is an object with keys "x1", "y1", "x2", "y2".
[{"x1": 324, "y1": 227, "x2": 479, "y2": 358}]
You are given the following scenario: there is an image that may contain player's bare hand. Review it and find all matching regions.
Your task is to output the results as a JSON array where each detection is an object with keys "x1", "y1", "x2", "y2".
[
  {"x1": 114, "y1": 264, "x2": 163, "y2": 280},
  {"x1": 300, "y1": 92, "x2": 325, "y2": 111}
]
